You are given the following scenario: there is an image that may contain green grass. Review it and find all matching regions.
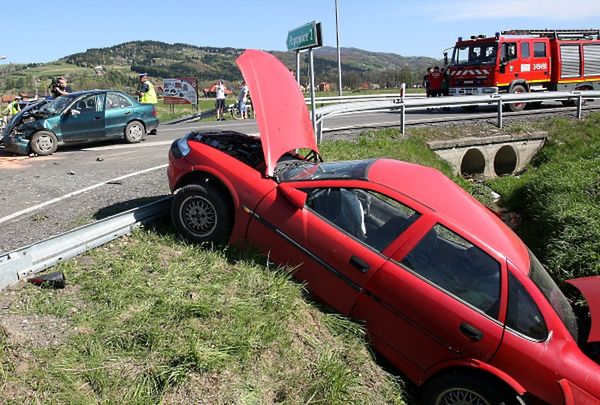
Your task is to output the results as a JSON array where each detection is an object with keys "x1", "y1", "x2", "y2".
[
  {"x1": 0, "y1": 230, "x2": 405, "y2": 404},
  {"x1": 488, "y1": 113, "x2": 600, "y2": 281}
]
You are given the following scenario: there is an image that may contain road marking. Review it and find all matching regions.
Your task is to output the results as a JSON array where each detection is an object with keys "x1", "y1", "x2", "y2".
[
  {"x1": 81, "y1": 141, "x2": 173, "y2": 151},
  {"x1": 0, "y1": 164, "x2": 168, "y2": 225}
]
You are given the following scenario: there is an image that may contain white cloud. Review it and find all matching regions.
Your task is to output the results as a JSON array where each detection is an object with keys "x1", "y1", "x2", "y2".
[{"x1": 428, "y1": 0, "x2": 600, "y2": 21}]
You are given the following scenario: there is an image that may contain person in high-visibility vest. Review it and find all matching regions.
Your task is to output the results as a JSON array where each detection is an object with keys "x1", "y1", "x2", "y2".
[
  {"x1": 2, "y1": 95, "x2": 22, "y2": 117},
  {"x1": 136, "y1": 73, "x2": 157, "y2": 104}
]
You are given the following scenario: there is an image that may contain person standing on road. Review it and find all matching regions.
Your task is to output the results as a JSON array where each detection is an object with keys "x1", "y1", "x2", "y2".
[
  {"x1": 3, "y1": 95, "x2": 21, "y2": 118},
  {"x1": 50, "y1": 77, "x2": 71, "y2": 98},
  {"x1": 237, "y1": 80, "x2": 249, "y2": 119},
  {"x1": 136, "y1": 73, "x2": 158, "y2": 104},
  {"x1": 429, "y1": 66, "x2": 443, "y2": 98},
  {"x1": 422, "y1": 68, "x2": 432, "y2": 98},
  {"x1": 215, "y1": 80, "x2": 226, "y2": 121}
]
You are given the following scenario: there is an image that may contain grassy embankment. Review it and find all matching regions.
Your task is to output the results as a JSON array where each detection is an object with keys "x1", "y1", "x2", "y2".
[{"x1": 1, "y1": 114, "x2": 597, "y2": 403}]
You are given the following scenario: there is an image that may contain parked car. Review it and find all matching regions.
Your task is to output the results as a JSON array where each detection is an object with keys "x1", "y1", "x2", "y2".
[
  {"x1": 167, "y1": 50, "x2": 600, "y2": 405},
  {"x1": 2, "y1": 90, "x2": 159, "y2": 155}
]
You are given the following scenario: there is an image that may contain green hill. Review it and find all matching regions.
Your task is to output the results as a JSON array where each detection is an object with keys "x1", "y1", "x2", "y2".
[{"x1": 0, "y1": 41, "x2": 440, "y2": 95}]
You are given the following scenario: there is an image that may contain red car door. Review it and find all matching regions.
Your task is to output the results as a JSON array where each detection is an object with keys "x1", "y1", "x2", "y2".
[
  {"x1": 245, "y1": 182, "x2": 419, "y2": 315},
  {"x1": 352, "y1": 220, "x2": 506, "y2": 382}
]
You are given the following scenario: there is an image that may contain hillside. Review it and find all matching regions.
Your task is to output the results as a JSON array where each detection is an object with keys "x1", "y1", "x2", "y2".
[{"x1": 0, "y1": 41, "x2": 440, "y2": 94}]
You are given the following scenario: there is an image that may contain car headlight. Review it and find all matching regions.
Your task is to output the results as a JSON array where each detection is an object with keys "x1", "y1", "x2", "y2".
[{"x1": 171, "y1": 136, "x2": 191, "y2": 158}]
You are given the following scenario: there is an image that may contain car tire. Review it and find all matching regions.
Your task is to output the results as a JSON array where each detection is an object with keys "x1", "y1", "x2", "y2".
[
  {"x1": 124, "y1": 121, "x2": 145, "y2": 143},
  {"x1": 421, "y1": 373, "x2": 518, "y2": 405},
  {"x1": 171, "y1": 183, "x2": 233, "y2": 245},
  {"x1": 30, "y1": 131, "x2": 58, "y2": 156}
]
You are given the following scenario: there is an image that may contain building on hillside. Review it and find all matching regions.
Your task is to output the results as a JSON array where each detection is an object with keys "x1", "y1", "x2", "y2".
[{"x1": 318, "y1": 82, "x2": 331, "y2": 92}]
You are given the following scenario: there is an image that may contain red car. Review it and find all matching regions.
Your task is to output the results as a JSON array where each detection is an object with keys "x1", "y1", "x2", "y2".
[{"x1": 167, "y1": 50, "x2": 600, "y2": 405}]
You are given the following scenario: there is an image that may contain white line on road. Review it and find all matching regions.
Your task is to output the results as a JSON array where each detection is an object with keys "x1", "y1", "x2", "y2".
[
  {"x1": 0, "y1": 164, "x2": 168, "y2": 225},
  {"x1": 81, "y1": 141, "x2": 174, "y2": 151}
]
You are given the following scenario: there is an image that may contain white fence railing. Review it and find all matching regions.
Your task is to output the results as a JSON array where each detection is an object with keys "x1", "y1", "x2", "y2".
[
  {"x1": 305, "y1": 93, "x2": 424, "y2": 105},
  {"x1": 313, "y1": 90, "x2": 600, "y2": 142}
]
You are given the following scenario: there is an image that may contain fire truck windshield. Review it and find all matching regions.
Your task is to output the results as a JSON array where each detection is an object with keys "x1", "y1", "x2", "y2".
[{"x1": 452, "y1": 42, "x2": 498, "y2": 66}]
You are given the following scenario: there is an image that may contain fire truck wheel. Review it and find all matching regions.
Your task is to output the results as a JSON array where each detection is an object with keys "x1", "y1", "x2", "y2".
[{"x1": 507, "y1": 85, "x2": 527, "y2": 112}]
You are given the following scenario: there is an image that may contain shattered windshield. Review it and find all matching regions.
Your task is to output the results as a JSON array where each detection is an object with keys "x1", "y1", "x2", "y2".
[
  {"x1": 280, "y1": 159, "x2": 374, "y2": 182},
  {"x1": 452, "y1": 42, "x2": 498, "y2": 66},
  {"x1": 529, "y1": 251, "x2": 579, "y2": 341},
  {"x1": 41, "y1": 96, "x2": 73, "y2": 115}
]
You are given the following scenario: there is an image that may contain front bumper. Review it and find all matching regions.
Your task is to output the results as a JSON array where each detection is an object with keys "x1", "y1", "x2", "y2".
[
  {"x1": 449, "y1": 87, "x2": 498, "y2": 96},
  {"x1": 2, "y1": 134, "x2": 30, "y2": 155}
]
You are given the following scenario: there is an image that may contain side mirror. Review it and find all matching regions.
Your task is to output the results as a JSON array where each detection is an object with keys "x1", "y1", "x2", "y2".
[
  {"x1": 443, "y1": 52, "x2": 449, "y2": 67},
  {"x1": 69, "y1": 109, "x2": 80, "y2": 117},
  {"x1": 278, "y1": 183, "x2": 306, "y2": 210}
]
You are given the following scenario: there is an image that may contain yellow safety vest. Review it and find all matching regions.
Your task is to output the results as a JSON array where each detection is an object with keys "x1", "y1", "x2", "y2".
[
  {"x1": 140, "y1": 81, "x2": 158, "y2": 104},
  {"x1": 9, "y1": 100, "x2": 20, "y2": 115}
]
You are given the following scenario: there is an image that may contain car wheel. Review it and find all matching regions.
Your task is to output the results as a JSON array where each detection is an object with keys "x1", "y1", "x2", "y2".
[
  {"x1": 30, "y1": 131, "x2": 58, "y2": 156},
  {"x1": 171, "y1": 183, "x2": 233, "y2": 244},
  {"x1": 422, "y1": 374, "x2": 517, "y2": 405},
  {"x1": 124, "y1": 121, "x2": 145, "y2": 143}
]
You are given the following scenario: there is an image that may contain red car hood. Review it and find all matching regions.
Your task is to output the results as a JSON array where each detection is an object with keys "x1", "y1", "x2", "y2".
[
  {"x1": 236, "y1": 49, "x2": 319, "y2": 177},
  {"x1": 566, "y1": 276, "x2": 600, "y2": 343}
]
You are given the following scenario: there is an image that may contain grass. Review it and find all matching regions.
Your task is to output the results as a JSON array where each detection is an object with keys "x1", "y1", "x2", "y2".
[
  {"x1": 0, "y1": 229, "x2": 405, "y2": 404},
  {"x1": 488, "y1": 113, "x2": 600, "y2": 281}
]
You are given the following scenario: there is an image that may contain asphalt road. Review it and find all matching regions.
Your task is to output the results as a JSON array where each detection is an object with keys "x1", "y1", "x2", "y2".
[{"x1": 0, "y1": 103, "x2": 584, "y2": 253}]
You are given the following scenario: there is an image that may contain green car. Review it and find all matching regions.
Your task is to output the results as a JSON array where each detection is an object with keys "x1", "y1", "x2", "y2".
[{"x1": 2, "y1": 90, "x2": 159, "y2": 156}]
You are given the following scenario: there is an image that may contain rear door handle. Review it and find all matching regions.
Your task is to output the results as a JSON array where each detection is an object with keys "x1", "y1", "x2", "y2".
[
  {"x1": 460, "y1": 322, "x2": 483, "y2": 342},
  {"x1": 94, "y1": 116, "x2": 102, "y2": 120},
  {"x1": 349, "y1": 255, "x2": 369, "y2": 273}
]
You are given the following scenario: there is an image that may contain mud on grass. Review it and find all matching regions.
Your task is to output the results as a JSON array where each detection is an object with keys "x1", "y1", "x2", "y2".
[{"x1": 0, "y1": 229, "x2": 405, "y2": 404}]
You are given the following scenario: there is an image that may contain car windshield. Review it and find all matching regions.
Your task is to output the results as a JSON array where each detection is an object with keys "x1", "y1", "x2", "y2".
[
  {"x1": 452, "y1": 42, "x2": 498, "y2": 66},
  {"x1": 41, "y1": 96, "x2": 73, "y2": 115},
  {"x1": 280, "y1": 159, "x2": 374, "y2": 182},
  {"x1": 529, "y1": 251, "x2": 579, "y2": 340}
]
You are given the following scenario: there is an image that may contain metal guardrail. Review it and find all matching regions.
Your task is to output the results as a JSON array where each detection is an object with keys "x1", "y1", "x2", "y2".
[
  {"x1": 314, "y1": 90, "x2": 600, "y2": 142},
  {"x1": 0, "y1": 197, "x2": 171, "y2": 291},
  {"x1": 305, "y1": 93, "x2": 424, "y2": 105}
]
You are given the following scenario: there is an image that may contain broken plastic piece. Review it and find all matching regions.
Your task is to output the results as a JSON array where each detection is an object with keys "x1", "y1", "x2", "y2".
[{"x1": 28, "y1": 272, "x2": 65, "y2": 289}]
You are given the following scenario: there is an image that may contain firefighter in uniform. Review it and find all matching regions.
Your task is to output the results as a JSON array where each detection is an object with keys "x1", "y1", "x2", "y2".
[{"x1": 136, "y1": 73, "x2": 157, "y2": 104}]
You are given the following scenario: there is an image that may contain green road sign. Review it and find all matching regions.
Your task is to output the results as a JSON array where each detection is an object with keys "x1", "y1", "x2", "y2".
[{"x1": 287, "y1": 21, "x2": 322, "y2": 51}]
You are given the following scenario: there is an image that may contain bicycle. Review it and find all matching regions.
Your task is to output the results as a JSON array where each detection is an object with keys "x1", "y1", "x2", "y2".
[{"x1": 228, "y1": 98, "x2": 254, "y2": 120}]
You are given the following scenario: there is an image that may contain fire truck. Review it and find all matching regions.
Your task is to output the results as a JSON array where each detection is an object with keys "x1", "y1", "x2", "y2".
[{"x1": 446, "y1": 29, "x2": 600, "y2": 111}]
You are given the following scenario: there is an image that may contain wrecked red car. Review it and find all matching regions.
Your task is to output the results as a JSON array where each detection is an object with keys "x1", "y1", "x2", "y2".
[{"x1": 167, "y1": 49, "x2": 600, "y2": 405}]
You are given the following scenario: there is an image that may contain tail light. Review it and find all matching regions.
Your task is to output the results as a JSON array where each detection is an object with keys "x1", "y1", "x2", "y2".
[{"x1": 152, "y1": 106, "x2": 157, "y2": 117}]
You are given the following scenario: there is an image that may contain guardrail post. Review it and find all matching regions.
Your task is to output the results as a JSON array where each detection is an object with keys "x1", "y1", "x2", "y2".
[
  {"x1": 316, "y1": 117, "x2": 323, "y2": 144},
  {"x1": 577, "y1": 93, "x2": 583, "y2": 120},
  {"x1": 400, "y1": 103, "x2": 406, "y2": 135},
  {"x1": 497, "y1": 98, "x2": 503, "y2": 129}
]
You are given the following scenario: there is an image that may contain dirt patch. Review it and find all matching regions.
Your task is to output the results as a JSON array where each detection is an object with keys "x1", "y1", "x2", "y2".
[{"x1": 0, "y1": 313, "x2": 73, "y2": 347}]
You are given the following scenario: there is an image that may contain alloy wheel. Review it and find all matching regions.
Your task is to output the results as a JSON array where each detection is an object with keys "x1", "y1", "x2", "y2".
[{"x1": 180, "y1": 195, "x2": 218, "y2": 237}]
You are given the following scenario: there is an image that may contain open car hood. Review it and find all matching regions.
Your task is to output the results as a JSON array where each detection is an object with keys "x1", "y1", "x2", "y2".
[
  {"x1": 236, "y1": 49, "x2": 319, "y2": 177},
  {"x1": 566, "y1": 276, "x2": 600, "y2": 343}
]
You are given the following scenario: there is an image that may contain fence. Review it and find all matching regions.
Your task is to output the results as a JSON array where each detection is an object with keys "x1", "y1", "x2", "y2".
[{"x1": 313, "y1": 90, "x2": 600, "y2": 143}]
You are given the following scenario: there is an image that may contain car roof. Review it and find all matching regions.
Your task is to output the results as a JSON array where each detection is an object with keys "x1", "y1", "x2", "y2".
[{"x1": 368, "y1": 159, "x2": 530, "y2": 273}]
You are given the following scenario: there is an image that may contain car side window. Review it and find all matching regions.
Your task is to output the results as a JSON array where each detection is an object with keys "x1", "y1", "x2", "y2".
[
  {"x1": 106, "y1": 93, "x2": 132, "y2": 110},
  {"x1": 506, "y1": 274, "x2": 548, "y2": 340},
  {"x1": 400, "y1": 224, "x2": 501, "y2": 318},
  {"x1": 305, "y1": 188, "x2": 420, "y2": 252},
  {"x1": 73, "y1": 94, "x2": 105, "y2": 113}
]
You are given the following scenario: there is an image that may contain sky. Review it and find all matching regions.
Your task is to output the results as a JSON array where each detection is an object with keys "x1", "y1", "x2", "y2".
[{"x1": 3, "y1": 0, "x2": 600, "y2": 64}]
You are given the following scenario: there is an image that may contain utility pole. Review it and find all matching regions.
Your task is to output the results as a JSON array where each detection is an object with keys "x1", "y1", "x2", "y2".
[{"x1": 335, "y1": 0, "x2": 342, "y2": 96}]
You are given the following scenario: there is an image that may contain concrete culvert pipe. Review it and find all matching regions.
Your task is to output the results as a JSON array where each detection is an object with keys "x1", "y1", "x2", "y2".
[
  {"x1": 494, "y1": 145, "x2": 517, "y2": 176},
  {"x1": 460, "y1": 148, "x2": 486, "y2": 177}
]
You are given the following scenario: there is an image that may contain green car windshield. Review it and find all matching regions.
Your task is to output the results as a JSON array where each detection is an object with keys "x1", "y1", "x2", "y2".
[
  {"x1": 41, "y1": 96, "x2": 74, "y2": 115},
  {"x1": 529, "y1": 251, "x2": 579, "y2": 340}
]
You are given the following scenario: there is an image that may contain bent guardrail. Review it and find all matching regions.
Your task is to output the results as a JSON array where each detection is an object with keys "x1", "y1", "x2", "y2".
[
  {"x1": 314, "y1": 90, "x2": 600, "y2": 142},
  {"x1": 0, "y1": 197, "x2": 171, "y2": 291}
]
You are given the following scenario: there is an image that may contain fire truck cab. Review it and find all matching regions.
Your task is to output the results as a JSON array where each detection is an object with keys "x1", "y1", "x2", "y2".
[{"x1": 447, "y1": 29, "x2": 600, "y2": 110}]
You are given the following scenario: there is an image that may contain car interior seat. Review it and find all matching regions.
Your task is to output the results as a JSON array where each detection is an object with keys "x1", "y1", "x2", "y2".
[{"x1": 310, "y1": 188, "x2": 365, "y2": 240}]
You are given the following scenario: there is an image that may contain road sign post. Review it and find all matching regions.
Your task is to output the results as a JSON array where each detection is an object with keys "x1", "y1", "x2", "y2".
[{"x1": 287, "y1": 22, "x2": 323, "y2": 140}]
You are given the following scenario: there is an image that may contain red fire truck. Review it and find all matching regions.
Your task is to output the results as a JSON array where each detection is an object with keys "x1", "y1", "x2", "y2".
[{"x1": 446, "y1": 29, "x2": 600, "y2": 111}]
